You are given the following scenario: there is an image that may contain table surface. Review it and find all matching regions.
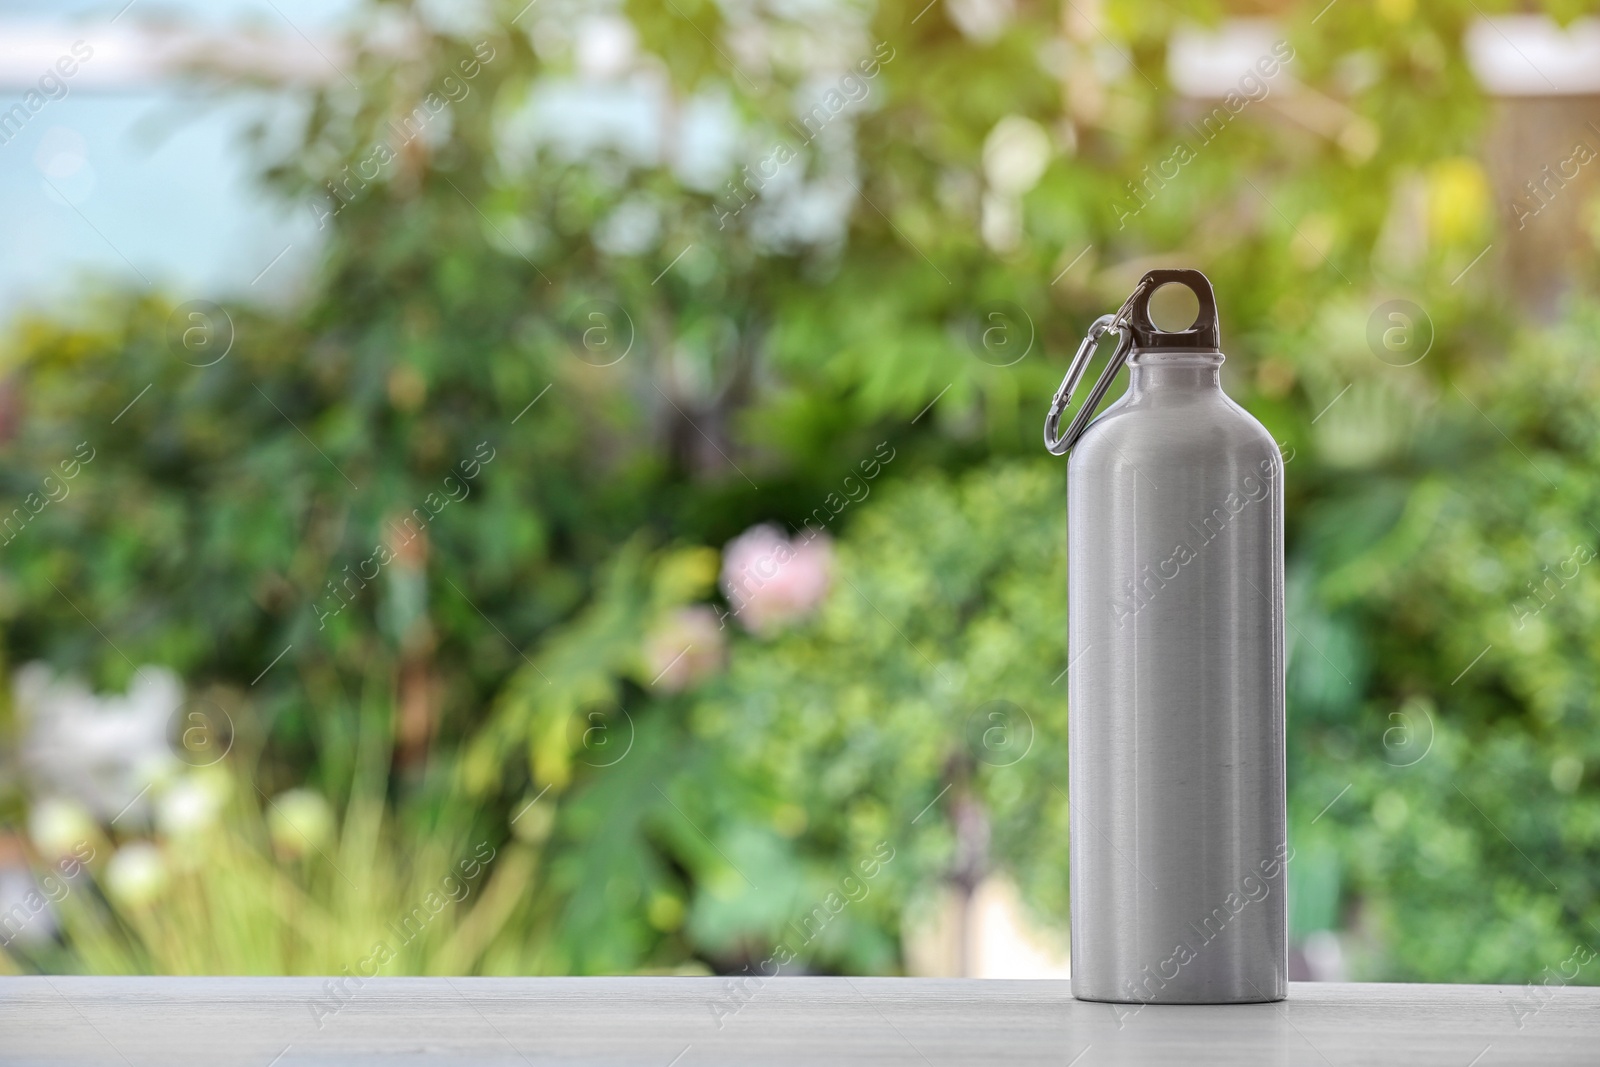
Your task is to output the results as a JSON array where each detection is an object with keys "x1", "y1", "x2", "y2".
[{"x1": 1, "y1": 977, "x2": 1595, "y2": 1066}]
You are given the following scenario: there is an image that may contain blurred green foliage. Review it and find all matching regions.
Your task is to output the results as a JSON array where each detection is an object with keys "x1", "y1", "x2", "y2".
[{"x1": 1, "y1": 0, "x2": 1597, "y2": 985}]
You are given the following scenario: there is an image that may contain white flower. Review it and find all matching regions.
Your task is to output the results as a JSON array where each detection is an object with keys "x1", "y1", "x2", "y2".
[
  {"x1": 947, "y1": 0, "x2": 1016, "y2": 44},
  {"x1": 267, "y1": 789, "x2": 335, "y2": 859},
  {"x1": 720, "y1": 524, "x2": 834, "y2": 635},
  {"x1": 983, "y1": 115, "x2": 1051, "y2": 198},
  {"x1": 27, "y1": 797, "x2": 97, "y2": 861},
  {"x1": 156, "y1": 769, "x2": 231, "y2": 839},
  {"x1": 575, "y1": 15, "x2": 638, "y2": 81},
  {"x1": 105, "y1": 842, "x2": 167, "y2": 908},
  {"x1": 17, "y1": 663, "x2": 181, "y2": 823},
  {"x1": 981, "y1": 191, "x2": 1023, "y2": 254},
  {"x1": 594, "y1": 197, "x2": 662, "y2": 256}
]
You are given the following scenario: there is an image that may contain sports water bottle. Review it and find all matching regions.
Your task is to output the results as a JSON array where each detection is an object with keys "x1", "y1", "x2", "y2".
[{"x1": 1044, "y1": 269, "x2": 1287, "y2": 1004}]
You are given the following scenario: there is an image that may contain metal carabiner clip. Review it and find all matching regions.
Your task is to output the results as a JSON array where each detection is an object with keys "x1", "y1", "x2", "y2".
[{"x1": 1043, "y1": 313, "x2": 1132, "y2": 456}]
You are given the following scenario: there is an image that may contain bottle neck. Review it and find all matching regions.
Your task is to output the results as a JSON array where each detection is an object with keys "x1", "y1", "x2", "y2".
[{"x1": 1126, "y1": 349, "x2": 1224, "y2": 395}]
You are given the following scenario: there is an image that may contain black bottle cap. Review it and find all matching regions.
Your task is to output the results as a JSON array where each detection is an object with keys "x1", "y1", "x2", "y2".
[{"x1": 1127, "y1": 268, "x2": 1220, "y2": 351}]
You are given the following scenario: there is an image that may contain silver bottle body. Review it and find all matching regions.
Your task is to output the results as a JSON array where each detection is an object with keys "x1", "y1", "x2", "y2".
[{"x1": 1067, "y1": 348, "x2": 1287, "y2": 1004}]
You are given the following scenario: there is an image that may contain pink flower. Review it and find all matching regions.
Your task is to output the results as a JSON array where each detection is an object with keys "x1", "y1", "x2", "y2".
[
  {"x1": 643, "y1": 606, "x2": 726, "y2": 692},
  {"x1": 720, "y1": 523, "x2": 834, "y2": 635}
]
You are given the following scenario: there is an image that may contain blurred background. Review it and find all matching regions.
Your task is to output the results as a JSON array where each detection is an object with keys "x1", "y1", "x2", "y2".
[{"x1": 0, "y1": 0, "x2": 1597, "y2": 991}]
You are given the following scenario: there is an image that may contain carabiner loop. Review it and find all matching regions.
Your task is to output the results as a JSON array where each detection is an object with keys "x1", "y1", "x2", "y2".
[{"x1": 1043, "y1": 314, "x2": 1130, "y2": 456}]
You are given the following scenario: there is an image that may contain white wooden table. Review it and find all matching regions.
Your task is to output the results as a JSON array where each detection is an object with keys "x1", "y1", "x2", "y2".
[{"x1": 1, "y1": 977, "x2": 1594, "y2": 1065}]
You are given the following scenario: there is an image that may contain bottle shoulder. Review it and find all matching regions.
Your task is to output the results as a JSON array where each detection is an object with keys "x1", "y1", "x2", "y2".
[{"x1": 1069, "y1": 388, "x2": 1280, "y2": 474}]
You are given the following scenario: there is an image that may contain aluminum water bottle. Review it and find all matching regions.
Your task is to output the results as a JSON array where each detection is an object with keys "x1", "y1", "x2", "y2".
[{"x1": 1043, "y1": 269, "x2": 1287, "y2": 1004}]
